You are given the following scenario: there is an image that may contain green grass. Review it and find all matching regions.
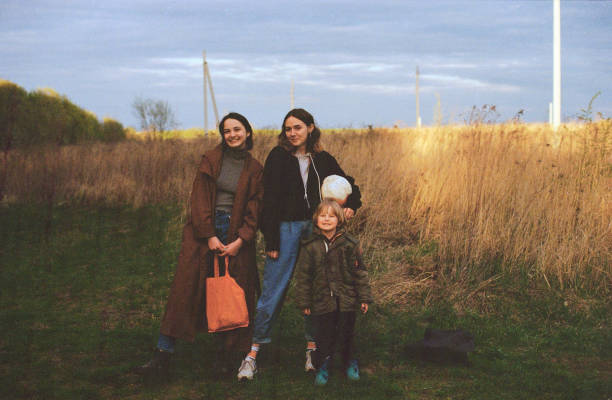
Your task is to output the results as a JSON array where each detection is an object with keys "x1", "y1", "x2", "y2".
[{"x1": 1, "y1": 204, "x2": 610, "y2": 399}]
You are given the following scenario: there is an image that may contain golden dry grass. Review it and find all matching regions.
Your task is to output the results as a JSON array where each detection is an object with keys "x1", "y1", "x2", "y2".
[{"x1": 2, "y1": 122, "x2": 611, "y2": 297}]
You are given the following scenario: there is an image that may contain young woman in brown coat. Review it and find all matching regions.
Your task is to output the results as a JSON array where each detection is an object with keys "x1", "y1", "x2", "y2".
[{"x1": 136, "y1": 112, "x2": 264, "y2": 378}]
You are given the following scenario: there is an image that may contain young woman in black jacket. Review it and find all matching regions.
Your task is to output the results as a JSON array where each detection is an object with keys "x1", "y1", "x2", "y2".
[{"x1": 237, "y1": 108, "x2": 361, "y2": 380}]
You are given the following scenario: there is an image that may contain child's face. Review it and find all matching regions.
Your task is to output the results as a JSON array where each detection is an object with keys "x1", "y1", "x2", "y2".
[{"x1": 316, "y1": 206, "x2": 339, "y2": 234}]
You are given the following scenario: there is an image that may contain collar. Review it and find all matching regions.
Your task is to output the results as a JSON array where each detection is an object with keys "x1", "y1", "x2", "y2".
[
  {"x1": 225, "y1": 147, "x2": 248, "y2": 160},
  {"x1": 199, "y1": 143, "x2": 251, "y2": 177},
  {"x1": 314, "y1": 227, "x2": 344, "y2": 244}
]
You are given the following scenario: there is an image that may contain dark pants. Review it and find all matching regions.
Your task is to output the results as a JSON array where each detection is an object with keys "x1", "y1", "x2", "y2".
[{"x1": 311, "y1": 308, "x2": 357, "y2": 369}]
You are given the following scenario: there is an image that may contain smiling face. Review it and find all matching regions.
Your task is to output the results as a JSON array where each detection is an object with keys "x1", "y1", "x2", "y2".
[
  {"x1": 316, "y1": 206, "x2": 339, "y2": 236},
  {"x1": 284, "y1": 116, "x2": 313, "y2": 153},
  {"x1": 222, "y1": 118, "x2": 250, "y2": 149}
]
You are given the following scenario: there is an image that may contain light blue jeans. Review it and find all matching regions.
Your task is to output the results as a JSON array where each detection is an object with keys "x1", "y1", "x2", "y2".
[
  {"x1": 157, "y1": 210, "x2": 231, "y2": 353},
  {"x1": 252, "y1": 220, "x2": 314, "y2": 344}
]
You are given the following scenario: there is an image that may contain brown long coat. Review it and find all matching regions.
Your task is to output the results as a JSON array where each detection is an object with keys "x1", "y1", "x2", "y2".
[{"x1": 160, "y1": 144, "x2": 263, "y2": 352}]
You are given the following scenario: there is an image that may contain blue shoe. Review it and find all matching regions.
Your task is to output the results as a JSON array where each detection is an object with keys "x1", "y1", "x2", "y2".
[
  {"x1": 314, "y1": 358, "x2": 330, "y2": 386},
  {"x1": 346, "y1": 359, "x2": 360, "y2": 381}
]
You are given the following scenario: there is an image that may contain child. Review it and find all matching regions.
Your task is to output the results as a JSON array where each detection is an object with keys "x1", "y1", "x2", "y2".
[{"x1": 294, "y1": 199, "x2": 373, "y2": 385}]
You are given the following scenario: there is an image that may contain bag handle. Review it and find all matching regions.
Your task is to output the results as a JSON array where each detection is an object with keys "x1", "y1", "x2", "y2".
[{"x1": 213, "y1": 254, "x2": 231, "y2": 278}]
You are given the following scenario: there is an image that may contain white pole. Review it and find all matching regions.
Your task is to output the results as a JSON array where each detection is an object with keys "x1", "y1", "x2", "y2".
[
  {"x1": 553, "y1": 0, "x2": 561, "y2": 130},
  {"x1": 549, "y1": 102, "x2": 553, "y2": 125},
  {"x1": 290, "y1": 80, "x2": 295, "y2": 109},
  {"x1": 415, "y1": 66, "x2": 421, "y2": 128},
  {"x1": 203, "y1": 51, "x2": 208, "y2": 134}
]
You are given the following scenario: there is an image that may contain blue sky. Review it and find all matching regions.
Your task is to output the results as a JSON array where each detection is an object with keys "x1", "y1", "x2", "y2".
[{"x1": 1, "y1": 0, "x2": 611, "y2": 129}]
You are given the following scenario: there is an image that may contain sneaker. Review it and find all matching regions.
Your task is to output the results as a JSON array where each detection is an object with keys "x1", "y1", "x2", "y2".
[
  {"x1": 134, "y1": 348, "x2": 171, "y2": 378},
  {"x1": 346, "y1": 359, "x2": 360, "y2": 381},
  {"x1": 237, "y1": 357, "x2": 257, "y2": 381},
  {"x1": 314, "y1": 358, "x2": 329, "y2": 386},
  {"x1": 305, "y1": 349, "x2": 315, "y2": 372}
]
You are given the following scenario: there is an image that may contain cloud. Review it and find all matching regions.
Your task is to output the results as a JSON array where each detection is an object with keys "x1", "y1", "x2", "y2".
[
  {"x1": 428, "y1": 63, "x2": 479, "y2": 70},
  {"x1": 421, "y1": 74, "x2": 520, "y2": 93},
  {"x1": 3, "y1": 0, "x2": 607, "y2": 127},
  {"x1": 300, "y1": 79, "x2": 413, "y2": 94},
  {"x1": 0, "y1": 29, "x2": 41, "y2": 47},
  {"x1": 120, "y1": 56, "x2": 520, "y2": 94},
  {"x1": 424, "y1": 58, "x2": 531, "y2": 71},
  {"x1": 326, "y1": 63, "x2": 400, "y2": 73},
  {"x1": 150, "y1": 57, "x2": 203, "y2": 67}
]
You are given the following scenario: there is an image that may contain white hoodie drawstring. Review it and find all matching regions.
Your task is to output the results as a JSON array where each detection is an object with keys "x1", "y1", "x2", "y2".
[{"x1": 309, "y1": 154, "x2": 322, "y2": 202}]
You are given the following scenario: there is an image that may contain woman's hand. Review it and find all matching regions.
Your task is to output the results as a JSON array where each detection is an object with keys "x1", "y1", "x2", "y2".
[
  {"x1": 266, "y1": 250, "x2": 279, "y2": 259},
  {"x1": 303, "y1": 308, "x2": 311, "y2": 316},
  {"x1": 207, "y1": 236, "x2": 225, "y2": 253},
  {"x1": 343, "y1": 208, "x2": 355, "y2": 220},
  {"x1": 361, "y1": 303, "x2": 368, "y2": 314},
  {"x1": 220, "y1": 237, "x2": 243, "y2": 257}
]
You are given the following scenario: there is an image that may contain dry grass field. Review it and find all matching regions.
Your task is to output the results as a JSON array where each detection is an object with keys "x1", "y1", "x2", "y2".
[
  {"x1": 2, "y1": 122, "x2": 611, "y2": 399},
  {"x1": 2, "y1": 122, "x2": 611, "y2": 301}
]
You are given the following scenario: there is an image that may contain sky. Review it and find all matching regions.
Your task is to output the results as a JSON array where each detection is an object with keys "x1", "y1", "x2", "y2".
[{"x1": 1, "y1": 0, "x2": 611, "y2": 129}]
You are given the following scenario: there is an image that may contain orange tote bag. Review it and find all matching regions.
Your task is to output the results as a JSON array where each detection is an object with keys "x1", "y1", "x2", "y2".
[{"x1": 206, "y1": 255, "x2": 249, "y2": 333}]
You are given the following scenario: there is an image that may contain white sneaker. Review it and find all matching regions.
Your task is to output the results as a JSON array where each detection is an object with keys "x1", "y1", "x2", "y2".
[
  {"x1": 237, "y1": 357, "x2": 257, "y2": 380},
  {"x1": 305, "y1": 350, "x2": 315, "y2": 372}
]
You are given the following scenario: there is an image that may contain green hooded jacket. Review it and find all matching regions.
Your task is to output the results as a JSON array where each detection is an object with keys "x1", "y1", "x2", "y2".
[{"x1": 294, "y1": 230, "x2": 373, "y2": 315}]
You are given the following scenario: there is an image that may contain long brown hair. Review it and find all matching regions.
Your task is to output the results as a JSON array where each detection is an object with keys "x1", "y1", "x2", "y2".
[{"x1": 278, "y1": 108, "x2": 322, "y2": 153}]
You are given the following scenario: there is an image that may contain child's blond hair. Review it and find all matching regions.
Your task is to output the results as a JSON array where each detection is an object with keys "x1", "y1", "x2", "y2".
[{"x1": 312, "y1": 199, "x2": 346, "y2": 228}]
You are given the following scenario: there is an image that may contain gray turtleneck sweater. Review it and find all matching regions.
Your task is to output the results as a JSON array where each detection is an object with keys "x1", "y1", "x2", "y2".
[{"x1": 215, "y1": 147, "x2": 247, "y2": 213}]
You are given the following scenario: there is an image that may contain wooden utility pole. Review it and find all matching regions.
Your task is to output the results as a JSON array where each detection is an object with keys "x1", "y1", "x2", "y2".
[
  {"x1": 415, "y1": 66, "x2": 421, "y2": 128},
  {"x1": 205, "y1": 62, "x2": 219, "y2": 128},
  {"x1": 202, "y1": 51, "x2": 220, "y2": 134}
]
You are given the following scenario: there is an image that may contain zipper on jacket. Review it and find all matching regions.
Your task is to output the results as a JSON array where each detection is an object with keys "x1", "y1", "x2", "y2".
[{"x1": 324, "y1": 240, "x2": 333, "y2": 297}]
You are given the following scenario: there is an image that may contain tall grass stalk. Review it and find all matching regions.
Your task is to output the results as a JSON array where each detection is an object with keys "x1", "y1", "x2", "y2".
[
  {"x1": 386, "y1": 123, "x2": 610, "y2": 293},
  {"x1": 3, "y1": 123, "x2": 610, "y2": 294}
]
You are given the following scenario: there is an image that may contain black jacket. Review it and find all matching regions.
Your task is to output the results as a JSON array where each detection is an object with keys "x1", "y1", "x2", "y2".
[{"x1": 261, "y1": 146, "x2": 362, "y2": 251}]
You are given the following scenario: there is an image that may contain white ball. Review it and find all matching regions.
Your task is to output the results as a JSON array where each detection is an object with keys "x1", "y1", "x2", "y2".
[{"x1": 321, "y1": 175, "x2": 352, "y2": 204}]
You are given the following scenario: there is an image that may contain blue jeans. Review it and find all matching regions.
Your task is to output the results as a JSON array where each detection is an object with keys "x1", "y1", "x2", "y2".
[
  {"x1": 157, "y1": 210, "x2": 231, "y2": 353},
  {"x1": 252, "y1": 220, "x2": 314, "y2": 344}
]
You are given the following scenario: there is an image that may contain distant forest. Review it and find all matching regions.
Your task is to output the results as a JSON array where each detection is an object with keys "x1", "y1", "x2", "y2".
[{"x1": 0, "y1": 79, "x2": 125, "y2": 149}]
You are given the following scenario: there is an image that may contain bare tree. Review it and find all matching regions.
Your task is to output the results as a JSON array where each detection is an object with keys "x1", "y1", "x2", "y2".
[{"x1": 132, "y1": 97, "x2": 178, "y2": 133}]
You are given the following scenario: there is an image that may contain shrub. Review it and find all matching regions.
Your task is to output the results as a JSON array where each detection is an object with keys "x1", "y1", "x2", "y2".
[
  {"x1": 0, "y1": 78, "x2": 125, "y2": 146},
  {"x1": 102, "y1": 117, "x2": 126, "y2": 142}
]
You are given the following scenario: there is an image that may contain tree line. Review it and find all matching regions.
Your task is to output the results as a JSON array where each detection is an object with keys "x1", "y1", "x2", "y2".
[{"x1": 0, "y1": 79, "x2": 126, "y2": 151}]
